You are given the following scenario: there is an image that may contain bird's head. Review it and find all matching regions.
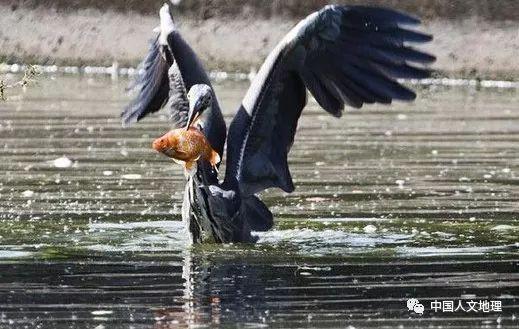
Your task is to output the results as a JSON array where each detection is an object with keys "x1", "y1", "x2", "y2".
[{"x1": 186, "y1": 84, "x2": 213, "y2": 129}]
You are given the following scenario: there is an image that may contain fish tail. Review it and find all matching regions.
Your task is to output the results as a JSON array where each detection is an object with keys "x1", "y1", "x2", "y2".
[{"x1": 207, "y1": 147, "x2": 221, "y2": 170}]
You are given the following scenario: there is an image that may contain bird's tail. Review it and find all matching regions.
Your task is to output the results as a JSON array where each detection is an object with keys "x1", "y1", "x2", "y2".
[{"x1": 240, "y1": 196, "x2": 273, "y2": 232}]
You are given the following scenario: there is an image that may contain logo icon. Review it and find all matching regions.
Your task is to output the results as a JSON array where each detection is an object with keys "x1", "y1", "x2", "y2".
[{"x1": 407, "y1": 298, "x2": 425, "y2": 315}]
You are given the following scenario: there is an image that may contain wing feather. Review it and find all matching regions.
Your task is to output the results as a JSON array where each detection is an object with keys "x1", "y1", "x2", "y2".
[
  {"x1": 121, "y1": 36, "x2": 191, "y2": 129},
  {"x1": 224, "y1": 5, "x2": 435, "y2": 196},
  {"x1": 121, "y1": 37, "x2": 170, "y2": 126},
  {"x1": 166, "y1": 62, "x2": 189, "y2": 127}
]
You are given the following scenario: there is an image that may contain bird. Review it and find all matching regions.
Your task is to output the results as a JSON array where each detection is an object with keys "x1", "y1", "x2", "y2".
[{"x1": 121, "y1": 2, "x2": 435, "y2": 243}]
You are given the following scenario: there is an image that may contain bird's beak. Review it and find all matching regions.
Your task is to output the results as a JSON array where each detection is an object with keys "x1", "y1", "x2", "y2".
[{"x1": 186, "y1": 101, "x2": 204, "y2": 129}]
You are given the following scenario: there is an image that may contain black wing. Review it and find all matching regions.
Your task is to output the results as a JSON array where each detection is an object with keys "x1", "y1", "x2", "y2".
[
  {"x1": 121, "y1": 37, "x2": 170, "y2": 126},
  {"x1": 224, "y1": 5, "x2": 435, "y2": 196},
  {"x1": 121, "y1": 35, "x2": 190, "y2": 128}
]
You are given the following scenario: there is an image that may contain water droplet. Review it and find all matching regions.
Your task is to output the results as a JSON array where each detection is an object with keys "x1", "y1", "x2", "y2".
[
  {"x1": 363, "y1": 224, "x2": 377, "y2": 233},
  {"x1": 21, "y1": 190, "x2": 34, "y2": 198},
  {"x1": 52, "y1": 156, "x2": 73, "y2": 168},
  {"x1": 121, "y1": 174, "x2": 142, "y2": 180}
]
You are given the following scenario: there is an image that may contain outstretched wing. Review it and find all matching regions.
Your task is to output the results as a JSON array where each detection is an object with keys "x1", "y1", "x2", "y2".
[
  {"x1": 121, "y1": 37, "x2": 170, "y2": 126},
  {"x1": 122, "y1": 35, "x2": 191, "y2": 128},
  {"x1": 224, "y1": 5, "x2": 435, "y2": 196}
]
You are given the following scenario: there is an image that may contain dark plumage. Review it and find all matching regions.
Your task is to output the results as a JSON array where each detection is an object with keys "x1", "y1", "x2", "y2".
[
  {"x1": 122, "y1": 3, "x2": 435, "y2": 243},
  {"x1": 122, "y1": 37, "x2": 170, "y2": 125}
]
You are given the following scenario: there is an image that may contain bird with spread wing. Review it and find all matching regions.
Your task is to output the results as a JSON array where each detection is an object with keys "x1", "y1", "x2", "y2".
[{"x1": 122, "y1": 3, "x2": 435, "y2": 243}]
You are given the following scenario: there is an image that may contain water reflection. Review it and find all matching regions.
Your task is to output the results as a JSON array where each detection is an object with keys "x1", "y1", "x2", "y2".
[
  {"x1": 0, "y1": 232, "x2": 517, "y2": 328},
  {"x1": 161, "y1": 247, "x2": 519, "y2": 328},
  {"x1": 154, "y1": 251, "x2": 271, "y2": 328}
]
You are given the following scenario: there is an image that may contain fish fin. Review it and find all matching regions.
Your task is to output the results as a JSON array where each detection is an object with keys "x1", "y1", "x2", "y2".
[
  {"x1": 184, "y1": 161, "x2": 197, "y2": 178},
  {"x1": 208, "y1": 149, "x2": 221, "y2": 170}
]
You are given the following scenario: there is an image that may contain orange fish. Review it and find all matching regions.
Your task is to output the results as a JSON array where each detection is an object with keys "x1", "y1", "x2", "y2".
[{"x1": 152, "y1": 127, "x2": 220, "y2": 173}]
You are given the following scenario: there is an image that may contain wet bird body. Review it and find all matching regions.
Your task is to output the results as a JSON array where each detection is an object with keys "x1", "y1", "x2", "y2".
[{"x1": 122, "y1": 2, "x2": 435, "y2": 243}]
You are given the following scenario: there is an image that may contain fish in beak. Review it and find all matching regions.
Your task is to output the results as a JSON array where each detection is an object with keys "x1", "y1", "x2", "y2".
[{"x1": 152, "y1": 127, "x2": 221, "y2": 173}]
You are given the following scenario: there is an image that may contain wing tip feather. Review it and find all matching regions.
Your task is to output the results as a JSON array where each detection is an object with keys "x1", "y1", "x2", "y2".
[{"x1": 337, "y1": 5, "x2": 422, "y2": 26}]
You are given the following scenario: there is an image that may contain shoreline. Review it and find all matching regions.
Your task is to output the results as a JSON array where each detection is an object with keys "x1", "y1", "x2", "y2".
[
  {"x1": 1, "y1": 5, "x2": 519, "y2": 80},
  {"x1": 3, "y1": 63, "x2": 519, "y2": 91}
]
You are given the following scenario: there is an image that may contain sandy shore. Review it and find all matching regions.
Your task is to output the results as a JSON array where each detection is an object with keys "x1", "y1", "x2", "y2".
[{"x1": 1, "y1": 5, "x2": 518, "y2": 79}]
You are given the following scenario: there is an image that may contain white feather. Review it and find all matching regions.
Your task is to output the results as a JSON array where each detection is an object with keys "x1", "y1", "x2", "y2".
[{"x1": 159, "y1": 3, "x2": 176, "y2": 46}]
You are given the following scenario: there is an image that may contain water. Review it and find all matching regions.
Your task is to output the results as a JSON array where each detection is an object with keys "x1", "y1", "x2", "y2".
[{"x1": 0, "y1": 75, "x2": 517, "y2": 328}]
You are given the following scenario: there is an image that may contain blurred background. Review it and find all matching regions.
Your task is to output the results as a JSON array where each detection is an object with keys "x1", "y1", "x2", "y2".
[
  {"x1": 5, "y1": 0, "x2": 519, "y2": 19},
  {"x1": 1, "y1": 0, "x2": 519, "y2": 78}
]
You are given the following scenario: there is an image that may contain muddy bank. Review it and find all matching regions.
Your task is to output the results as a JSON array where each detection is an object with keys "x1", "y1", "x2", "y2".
[{"x1": 1, "y1": 5, "x2": 518, "y2": 79}]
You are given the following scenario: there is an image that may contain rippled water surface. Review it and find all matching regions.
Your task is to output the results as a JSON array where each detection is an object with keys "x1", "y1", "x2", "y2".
[{"x1": 0, "y1": 76, "x2": 518, "y2": 328}]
